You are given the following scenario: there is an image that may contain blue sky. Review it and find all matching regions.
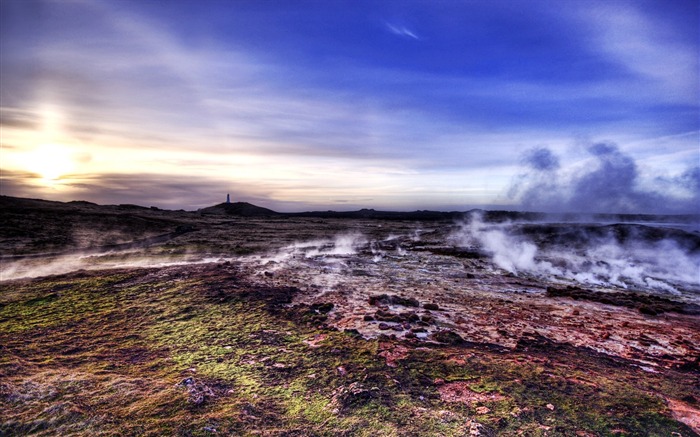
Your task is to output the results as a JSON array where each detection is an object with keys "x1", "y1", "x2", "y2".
[{"x1": 1, "y1": 0, "x2": 698, "y2": 213}]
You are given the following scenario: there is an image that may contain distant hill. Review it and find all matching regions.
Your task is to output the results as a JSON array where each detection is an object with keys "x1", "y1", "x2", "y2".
[
  {"x1": 287, "y1": 208, "x2": 465, "y2": 221},
  {"x1": 2, "y1": 195, "x2": 698, "y2": 224},
  {"x1": 198, "y1": 202, "x2": 281, "y2": 217}
]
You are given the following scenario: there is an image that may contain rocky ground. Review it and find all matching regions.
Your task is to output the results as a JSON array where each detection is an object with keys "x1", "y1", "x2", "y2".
[{"x1": 1, "y1": 196, "x2": 699, "y2": 436}]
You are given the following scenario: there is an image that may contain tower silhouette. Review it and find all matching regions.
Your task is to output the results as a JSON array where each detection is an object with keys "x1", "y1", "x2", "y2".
[{"x1": 226, "y1": 194, "x2": 231, "y2": 204}]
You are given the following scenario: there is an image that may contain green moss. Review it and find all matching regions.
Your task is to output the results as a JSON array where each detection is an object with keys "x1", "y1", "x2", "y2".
[
  {"x1": 2, "y1": 268, "x2": 697, "y2": 436},
  {"x1": 284, "y1": 391, "x2": 335, "y2": 425},
  {"x1": 469, "y1": 379, "x2": 502, "y2": 394},
  {"x1": 0, "y1": 272, "x2": 136, "y2": 333}
]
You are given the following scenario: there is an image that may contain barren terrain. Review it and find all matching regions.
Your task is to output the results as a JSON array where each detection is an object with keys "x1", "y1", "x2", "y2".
[{"x1": 1, "y1": 196, "x2": 699, "y2": 436}]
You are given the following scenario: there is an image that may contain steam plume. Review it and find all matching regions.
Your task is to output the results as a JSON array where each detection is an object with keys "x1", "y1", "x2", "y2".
[
  {"x1": 510, "y1": 142, "x2": 700, "y2": 214},
  {"x1": 452, "y1": 212, "x2": 700, "y2": 294}
]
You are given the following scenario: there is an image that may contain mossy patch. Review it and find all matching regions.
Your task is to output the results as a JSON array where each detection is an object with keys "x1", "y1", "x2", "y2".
[{"x1": 1, "y1": 264, "x2": 698, "y2": 436}]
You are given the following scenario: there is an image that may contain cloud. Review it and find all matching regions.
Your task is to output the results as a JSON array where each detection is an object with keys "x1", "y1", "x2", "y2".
[
  {"x1": 677, "y1": 166, "x2": 700, "y2": 193},
  {"x1": 385, "y1": 22, "x2": 420, "y2": 40},
  {"x1": 510, "y1": 142, "x2": 699, "y2": 214},
  {"x1": 0, "y1": 169, "x2": 42, "y2": 198},
  {"x1": 654, "y1": 166, "x2": 700, "y2": 207},
  {"x1": 3, "y1": 171, "x2": 274, "y2": 210},
  {"x1": 523, "y1": 147, "x2": 560, "y2": 171},
  {"x1": 1, "y1": 0, "x2": 697, "y2": 212},
  {"x1": 576, "y1": 1, "x2": 699, "y2": 104},
  {"x1": 0, "y1": 108, "x2": 39, "y2": 130}
]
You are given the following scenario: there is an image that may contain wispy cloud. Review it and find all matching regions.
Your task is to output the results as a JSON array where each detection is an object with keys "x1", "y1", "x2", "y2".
[
  {"x1": 574, "y1": 1, "x2": 699, "y2": 104},
  {"x1": 0, "y1": 0, "x2": 697, "y2": 211},
  {"x1": 385, "y1": 22, "x2": 420, "y2": 40}
]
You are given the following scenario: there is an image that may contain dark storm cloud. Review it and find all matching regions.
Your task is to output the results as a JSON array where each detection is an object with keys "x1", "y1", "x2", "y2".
[{"x1": 511, "y1": 143, "x2": 699, "y2": 214}]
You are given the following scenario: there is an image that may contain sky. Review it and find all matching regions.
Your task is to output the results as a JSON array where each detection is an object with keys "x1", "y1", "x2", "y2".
[{"x1": 1, "y1": 0, "x2": 698, "y2": 213}]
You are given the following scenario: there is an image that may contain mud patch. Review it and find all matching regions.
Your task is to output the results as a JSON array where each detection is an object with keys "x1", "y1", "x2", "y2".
[
  {"x1": 438, "y1": 381, "x2": 506, "y2": 405},
  {"x1": 546, "y1": 286, "x2": 700, "y2": 315},
  {"x1": 378, "y1": 342, "x2": 410, "y2": 367},
  {"x1": 666, "y1": 398, "x2": 700, "y2": 434},
  {"x1": 302, "y1": 333, "x2": 328, "y2": 348}
]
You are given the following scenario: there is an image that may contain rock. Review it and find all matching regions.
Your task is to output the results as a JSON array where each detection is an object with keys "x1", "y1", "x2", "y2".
[
  {"x1": 400, "y1": 311, "x2": 420, "y2": 322},
  {"x1": 378, "y1": 323, "x2": 391, "y2": 330},
  {"x1": 328, "y1": 382, "x2": 378, "y2": 413},
  {"x1": 363, "y1": 314, "x2": 375, "y2": 321},
  {"x1": 547, "y1": 285, "x2": 700, "y2": 316},
  {"x1": 369, "y1": 294, "x2": 387, "y2": 305},
  {"x1": 310, "y1": 302, "x2": 334, "y2": 313},
  {"x1": 674, "y1": 357, "x2": 700, "y2": 372},
  {"x1": 176, "y1": 378, "x2": 215, "y2": 405},
  {"x1": 344, "y1": 328, "x2": 362, "y2": 337},
  {"x1": 375, "y1": 310, "x2": 403, "y2": 322},
  {"x1": 429, "y1": 330, "x2": 465, "y2": 345},
  {"x1": 175, "y1": 224, "x2": 196, "y2": 234},
  {"x1": 546, "y1": 403, "x2": 555, "y2": 410},
  {"x1": 393, "y1": 295, "x2": 420, "y2": 307},
  {"x1": 515, "y1": 332, "x2": 562, "y2": 352},
  {"x1": 681, "y1": 394, "x2": 697, "y2": 404},
  {"x1": 639, "y1": 305, "x2": 659, "y2": 316},
  {"x1": 476, "y1": 406, "x2": 490, "y2": 414},
  {"x1": 420, "y1": 315, "x2": 435, "y2": 324},
  {"x1": 423, "y1": 303, "x2": 440, "y2": 311},
  {"x1": 466, "y1": 419, "x2": 486, "y2": 436},
  {"x1": 369, "y1": 294, "x2": 419, "y2": 307}
]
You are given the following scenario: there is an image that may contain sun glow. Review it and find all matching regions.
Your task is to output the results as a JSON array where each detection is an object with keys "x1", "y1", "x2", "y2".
[{"x1": 21, "y1": 143, "x2": 76, "y2": 182}]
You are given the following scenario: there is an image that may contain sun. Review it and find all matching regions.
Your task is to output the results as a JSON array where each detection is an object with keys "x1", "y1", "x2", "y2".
[{"x1": 22, "y1": 144, "x2": 76, "y2": 182}]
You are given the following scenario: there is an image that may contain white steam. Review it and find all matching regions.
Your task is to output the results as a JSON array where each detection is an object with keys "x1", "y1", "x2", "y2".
[
  {"x1": 5, "y1": 216, "x2": 698, "y2": 301},
  {"x1": 451, "y1": 213, "x2": 700, "y2": 293},
  {"x1": 250, "y1": 232, "x2": 368, "y2": 267},
  {"x1": 451, "y1": 216, "x2": 552, "y2": 274},
  {"x1": 0, "y1": 251, "x2": 232, "y2": 281}
]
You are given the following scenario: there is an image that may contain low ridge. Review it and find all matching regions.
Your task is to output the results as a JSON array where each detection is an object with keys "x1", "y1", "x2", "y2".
[{"x1": 199, "y1": 202, "x2": 280, "y2": 217}]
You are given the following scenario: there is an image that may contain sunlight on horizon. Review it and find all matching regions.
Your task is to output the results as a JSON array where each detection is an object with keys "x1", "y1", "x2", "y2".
[
  {"x1": 0, "y1": 0, "x2": 697, "y2": 213},
  {"x1": 20, "y1": 143, "x2": 76, "y2": 183}
]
